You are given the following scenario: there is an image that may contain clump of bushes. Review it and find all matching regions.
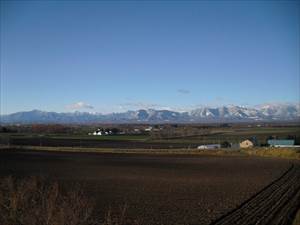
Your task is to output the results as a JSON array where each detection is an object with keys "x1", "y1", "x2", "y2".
[
  {"x1": 0, "y1": 177, "x2": 139, "y2": 225},
  {"x1": 0, "y1": 176, "x2": 94, "y2": 225}
]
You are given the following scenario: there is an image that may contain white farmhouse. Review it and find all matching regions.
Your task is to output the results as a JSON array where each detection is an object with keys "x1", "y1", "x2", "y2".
[
  {"x1": 92, "y1": 128, "x2": 103, "y2": 135},
  {"x1": 145, "y1": 126, "x2": 153, "y2": 132},
  {"x1": 197, "y1": 144, "x2": 221, "y2": 150}
]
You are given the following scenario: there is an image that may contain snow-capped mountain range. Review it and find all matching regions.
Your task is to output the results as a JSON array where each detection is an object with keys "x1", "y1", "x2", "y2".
[{"x1": 1, "y1": 103, "x2": 299, "y2": 124}]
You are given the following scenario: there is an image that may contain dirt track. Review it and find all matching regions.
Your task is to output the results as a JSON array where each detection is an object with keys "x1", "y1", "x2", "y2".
[{"x1": 0, "y1": 149, "x2": 298, "y2": 225}]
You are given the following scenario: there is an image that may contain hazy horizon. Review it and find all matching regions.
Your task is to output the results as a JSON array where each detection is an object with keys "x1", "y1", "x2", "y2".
[{"x1": 1, "y1": 1, "x2": 299, "y2": 114}]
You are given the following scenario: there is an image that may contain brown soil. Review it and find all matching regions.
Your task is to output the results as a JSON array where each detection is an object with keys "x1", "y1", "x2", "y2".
[
  {"x1": 3, "y1": 137, "x2": 197, "y2": 149},
  {"x1": 0, "y1": 149, "x2": 294, "y2": 225}
]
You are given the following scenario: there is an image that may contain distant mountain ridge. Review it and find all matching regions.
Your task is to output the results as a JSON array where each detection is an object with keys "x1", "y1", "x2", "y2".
[{"x1": 1, "y1": 104, "x2": 299, "y2": 124}]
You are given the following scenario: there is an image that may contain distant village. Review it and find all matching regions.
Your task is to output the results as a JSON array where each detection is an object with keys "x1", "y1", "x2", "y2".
[{"x1": 88, "y1": 126, "x2": 156, "y2": 136}]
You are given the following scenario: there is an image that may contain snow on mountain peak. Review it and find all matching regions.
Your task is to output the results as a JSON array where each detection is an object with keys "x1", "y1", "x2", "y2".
[{"x1": 1, "y1": 103, "x2": 299, "y2": 123}]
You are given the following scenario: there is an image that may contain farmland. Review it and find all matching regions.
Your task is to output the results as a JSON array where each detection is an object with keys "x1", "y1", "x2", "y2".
[
  {"x1": 0, "y1": 124, "x2": 300, "y2": 224},
  {"x1": 0, "y1": 149, "x2": 299, "y2": 225},
  {"x1": 1, "y1": 124, "x2": 299, "y2": 149}
]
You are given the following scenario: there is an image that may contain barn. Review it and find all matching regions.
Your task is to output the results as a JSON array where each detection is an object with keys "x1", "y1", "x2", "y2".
[
  {"x1": 267, "y1": 139, "x2": 295, "y2": 147},
  {"x1": 239, "y1": 139, "x2": 254, "y2": 148}
]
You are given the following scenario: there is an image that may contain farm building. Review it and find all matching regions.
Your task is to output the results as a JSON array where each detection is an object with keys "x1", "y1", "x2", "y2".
[
  {"x1": 239, "y1": 139, "x2": 254, "y2": 148},
  {"x1": 267, "y1": 139, "x2": 295, "y2": 147},
  {"x1": 197, "y1": 144, "x2": 221, "y2": 150},
  {"x1": 89, "y1": 128, "x2": 115, "y2": 136},
  {"x1": 92, "y1": 129, "x2": 103, "y2": 135},
  {"x1": 145, "y1": 126, "x2": 153, "y2": 131}
]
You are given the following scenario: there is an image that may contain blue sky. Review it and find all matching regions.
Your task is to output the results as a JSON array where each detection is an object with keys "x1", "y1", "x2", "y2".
[{"x1": 1, "y1": 1, "x2": 299, "y2": 114}]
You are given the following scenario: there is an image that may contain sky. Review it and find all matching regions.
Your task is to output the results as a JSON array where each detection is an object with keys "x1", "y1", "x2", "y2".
[{"x1": 1, "y1": 1, "x2": 299, "y2": 114}]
